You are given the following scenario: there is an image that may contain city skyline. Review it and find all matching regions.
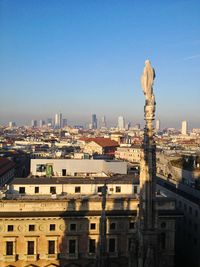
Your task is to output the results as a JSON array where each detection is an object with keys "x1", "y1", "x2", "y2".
[{"x1": 1, "y1": 1, "x2": 200, "y2": 128}]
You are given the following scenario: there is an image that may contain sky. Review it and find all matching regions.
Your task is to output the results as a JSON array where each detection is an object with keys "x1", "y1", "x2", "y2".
[{"x1": 0, "y1": 0, "x2": 200, "y2": 128}]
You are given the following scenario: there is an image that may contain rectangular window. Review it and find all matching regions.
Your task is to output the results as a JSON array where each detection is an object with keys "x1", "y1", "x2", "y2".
[
  {"x1": 69, "y1": 240, "x2": 76, "y2": 254},
  {"x1": 128, "y1": 238, "x2": 132, "y2": 252},
  {"x1": 6, "y1": 241, "x2": 13, "y2": 255},
  {"x1": 75, "y1": 186, "x2": 81, "y2": 193},
  {"x1": 29, "y1": 225, "x2": 35, "y2": 231},
  {"x1": 36, "y1": 164, "x2": 46, "y2": 172},
  {"x1": 134, "y1": 186, "x2": 138, "y2": 194},
  {"x1": 160, "y1": 233, "x2": 166, "y2": 249},
  {"x1": 50, "y1": 187, "x2": 56, "y2": 194},
  {"x1": 89, "y1": 239, "x2": 96, "y2": 253},
  {"x1": 129, "y1": 222, "x2": 135, "y2": 229},
  {"x1": 110, "y1": 222, "x2": 116, "y2": 230},
  {"x1": 90, "y1": 223, "x2": 96, "y2": 230},
  {"x1": 27, "y1": 241, "x2": 34, "y2": 255},
  {"x1": 98, "y1": 186, "x2": 102, "y2": 193},
  {"x1": 70, "y1": 223, "x2": 76, "y2": 231},
  {"x1": 62, "y1": 169, "x2": 67, "y2": 176},
  {"x1": 116, "y1": 186, "x2": 121, "y2": 193},
  {"x1": 35, "y1": 187, "x2": 39, "y2": 193},
  {"x1": 48, "y1": 240, "x2": 55, "y2": 254},
  {"x1": 108, "y1": 238, "x2": 116, "y2": 253},
  {"x1": 7, "y1": 225, "x2": 14, "y2": 232},
  {"x1": 50, "y1": 224, "x2": 55, "y2": 231},
  {"x1": 19, "y1": 187, "x2": 25, "y2": 194}
]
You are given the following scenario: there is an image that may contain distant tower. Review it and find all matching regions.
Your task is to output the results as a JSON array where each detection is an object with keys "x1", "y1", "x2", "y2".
[
  {"x1": 47, "y1": 118, "x2": 53, "y2": 127},
  {"x1": 8, "y1": 122, "x2": 16, "y2": 128},
  {"x1": 118, "y1": 116, "x2": 125, "y2": 130},
  {"x1": 101, "y1": 116, "x2": 107, "y2": 128},
  {"x1": 31, "y1": 120, "x2": 37, "y2": 128},
  {"x1": 55, "y1": 113, "x2": 62, "y2": 128},
  {"x1": 125, "y1": 122, "x2": 131, "y2": 130},
  {"x1": 156, "y1": 119, "x2": 160, "y2": 132},
  {"x1": 181, "y1": 120, "x2": 188, "y2": 135},
  {"x1": 91, "y1": 114, "x2": 98, "y2": 129},
  {"x1": 62, "y1": 118, "x2": 68, "y2": 127},
  {"x1": 39, "y1": 120, "x2": 45, "y2": 127}
]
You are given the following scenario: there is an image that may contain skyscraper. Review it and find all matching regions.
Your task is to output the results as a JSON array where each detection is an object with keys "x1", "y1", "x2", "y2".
[
  {"x1": 118, "y1": 116, "x2": 125, "y2": 130},
  {"x1": 39, "y1": 120, "x2": 45, "y2": 127},
  {"x1": 181, "y1": 120, "x2": 188, "y2": 135},
  {"x1": 31, "y1": 120, "x2": 37, "y2": 128},
  {"x1": 101, "y1": 116, "x2": 107, "y2": 128},
  {"x1": 47, "y1": 118, "x2": 53, "y2": 127},
  {"x1": 156, "y1": 119, "x2": 161, "y2": 132},
  {"x1": 55, "y1": 113, "x2": 62, "y2": 128},
  {"x1": 62, "y1": 118, "x2": 68, "y2": 127},
  {"x1": 91, "y1": 114, "x2": 97, "y2": 129}
]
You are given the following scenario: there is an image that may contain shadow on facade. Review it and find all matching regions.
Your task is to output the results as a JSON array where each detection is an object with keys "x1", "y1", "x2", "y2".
[{"x1": 56, "y1": 191, "x2": 138, "y2": 267}]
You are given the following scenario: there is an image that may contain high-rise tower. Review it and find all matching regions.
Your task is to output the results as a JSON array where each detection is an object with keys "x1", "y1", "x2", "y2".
[
  {"x1": 118, "y1": 116, "x2": 125, "y2": 130},
  {"x1": 91, "y1": 114, "x2": 98, "y2": 129},
  {"x1": 181, "y1": 120, "x2": 188, "y2": 135},
  {"x1": 55, "y1": 113, "x2": 62, "y2": 128}
]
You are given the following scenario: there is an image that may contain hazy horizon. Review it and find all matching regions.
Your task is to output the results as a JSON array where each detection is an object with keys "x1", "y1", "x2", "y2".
[{"x1": 1, "y1": 1, "x2": 200, "y2": 128}]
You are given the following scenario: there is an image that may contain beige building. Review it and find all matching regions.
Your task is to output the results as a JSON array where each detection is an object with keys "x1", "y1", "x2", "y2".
[
  {"x1": 0, "y1": 176, "x2": 178, "y2": 267},
  {"x1": 8, "y1": 176, "x2": 139, "y2": 197},
  {"x1": 115, "y1": 146, "x2": 141, "y2": 163},
  {"x1": 79, "y1": 137, "x2": 119, "y2": 156}
]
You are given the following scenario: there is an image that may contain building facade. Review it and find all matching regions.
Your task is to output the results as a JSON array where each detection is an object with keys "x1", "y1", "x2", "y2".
[{"x1": 0, "y1": 182, "x2": 177, "y2": 267}]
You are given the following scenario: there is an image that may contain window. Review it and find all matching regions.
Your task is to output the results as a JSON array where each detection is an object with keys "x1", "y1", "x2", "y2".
[
  {"x1": 160, "y1": 233, "x2": 166, "y2": 249},
  {"x1": 6, "y1": 241, "x2": 13, "y2": 255},
  {"x1": 110, "y1": 222, "x2": 116, "y2": 230},
  {"x1": 50, "y1": 224, "x2": 55, "y2": 231},
  {"x1": 129, "y1": 222, "x2": 135, "y2": 229},
  {"x1": 7, "y1": 225, "x2": 14, "y2": 232},
  {"x1": 90, "y1": 223, "x2": 96, "y2": 230},
  {"x1": 29, "y1": 225, "x2": 35, "y2": 231},
  {"x1": 35, "y1": 187, "x2": 39, "y2": 193},
  {"x1": 75, "y1": 186, "x2": 81, "y2": 193},
  {"x1": 70, "y1": 223, "x2": 76, "y2": 231},
  {"x1": 27, "y1": 241, "x2": 34, "y2": 255},
  {"x1": 98, "y1": 186, "x2": 102, "y2": 193},
  {"x1": 134, "y1": 186, "x2": 138, "y2": 194},
  {"x1": 48, "y1": 240, "x2": 55, "y2": 254},
  {"x1": 36, "y1": 164, "x2": 46, "y2": 172},
  {"x1": 69, "y1": 239, "x2": 76, "y2": 254},
  {"x1": 89, "y1": 239, "x2": 96, "y2": 253},
  {"x1": 19, "y1": 187, "x2": 25, "y2": 194},
  {"x1": 108, "y1": 238, "x2": 116, "y2": 253},
  {"x1": 50, "y1": 187, "x2": 56, "y2": 194},
  {"x1": 62, "y1": 169, "x2": 66, "y2": 176},
  {"x1": 128, "y1": 238, "x2": 133, "y2": 251},
  {"x1": 116, "y1": 186, "x2": 121, "y2": 193}
]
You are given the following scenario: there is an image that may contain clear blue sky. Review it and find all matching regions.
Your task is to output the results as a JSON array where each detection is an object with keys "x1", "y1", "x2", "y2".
[{"x1": 1, "y1": 0, "x2": 200, "y2": 128}]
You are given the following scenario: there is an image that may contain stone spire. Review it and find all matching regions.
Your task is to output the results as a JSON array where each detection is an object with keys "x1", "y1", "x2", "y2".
[{"x1": 138, "y1": 60, "x2": 158, "y2": 267}]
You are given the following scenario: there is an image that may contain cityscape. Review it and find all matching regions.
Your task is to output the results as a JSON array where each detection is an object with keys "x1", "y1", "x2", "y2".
[{"x1": 1, "y1": 1, "x2": 200, "y2": 267}]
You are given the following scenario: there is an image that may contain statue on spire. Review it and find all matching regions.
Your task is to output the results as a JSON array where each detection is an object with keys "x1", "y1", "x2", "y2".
[{"x1": 141, "y1": 60, "x2": 156, "y2": 105}]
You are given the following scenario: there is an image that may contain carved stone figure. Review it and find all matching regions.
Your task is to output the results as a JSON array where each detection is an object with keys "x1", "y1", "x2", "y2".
[{"x1": 141, "y1": 60, "x2": 156, "y2": 104}]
